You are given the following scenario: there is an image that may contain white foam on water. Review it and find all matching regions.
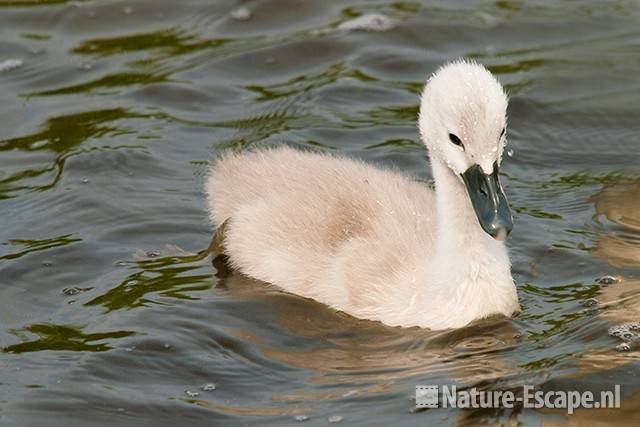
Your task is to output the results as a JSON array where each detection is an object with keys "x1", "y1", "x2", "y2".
[
  {"x1": 338, "y1": 14, "x2": 395, "y2": 32},
  {"x1": 0, "y1": 58, "x2": 23, "y2": 73},
  {"x1": 231, "y1": 7, "x2": 251, "y2": 21}
]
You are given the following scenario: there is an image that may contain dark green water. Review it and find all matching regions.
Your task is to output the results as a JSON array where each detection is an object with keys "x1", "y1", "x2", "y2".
[{"x1": 1, "y1": 1, "x2": 640, "y2": 426}]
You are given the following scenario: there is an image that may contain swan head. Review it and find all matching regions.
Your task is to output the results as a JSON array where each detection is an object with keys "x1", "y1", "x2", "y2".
[{"x1": 418, "y1": 60, "x2": 513, "y2": 240}]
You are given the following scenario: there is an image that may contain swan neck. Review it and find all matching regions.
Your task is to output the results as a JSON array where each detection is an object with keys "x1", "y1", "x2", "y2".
[{"x1": 431, "y1": 158, "x2": 486, "y2": 248}]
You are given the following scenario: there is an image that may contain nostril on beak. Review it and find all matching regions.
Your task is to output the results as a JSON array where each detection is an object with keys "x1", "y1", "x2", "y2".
[{"x1": 478, "y1": 176, "x2": 489, "y2": 197}]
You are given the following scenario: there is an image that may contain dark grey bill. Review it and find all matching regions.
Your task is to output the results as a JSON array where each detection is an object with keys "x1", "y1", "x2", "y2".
[{"x1": 461, "y1": 162, "x2": 513, "y2": 240}]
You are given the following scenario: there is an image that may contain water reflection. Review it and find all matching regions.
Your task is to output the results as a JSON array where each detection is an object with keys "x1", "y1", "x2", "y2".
[
  {"x1": 86, "y1": 247, "x2": 213, "y2": 311},
  {"x1": 3, "y1": 323, "x2": 135, "y2": 354},
  {"x1": 0, "y1": 234, "x2": 81, "y2": 260},
  {"x1": 218, "y1": 272, "x2": 521, "y2": 393},
  {"x1": 592, "y1": 179, "x2": 640, "y2": 267},
  {"x1": 564, "y1": 179, "x2": 640, "y2": 379},
  {"x1": 244, "y1": 62, "x2": 346, "y2": 101},
  {"x1": 0, "y1": 108, "x2": 144, "y2": 197},
  {"x1": 29, "y1": 72, "x2": 169, "y2": 97},
  {"x1": 1, "y1": 108, "x2": 135, "y2": 153},
  {"x1": 72, "y1": 28, "x2": 228, "y2": 58}
]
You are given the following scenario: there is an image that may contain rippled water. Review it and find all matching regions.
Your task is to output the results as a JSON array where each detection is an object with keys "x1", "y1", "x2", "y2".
[{"x1": 1, "y1": 1, "x2": 640, "y2": 425}]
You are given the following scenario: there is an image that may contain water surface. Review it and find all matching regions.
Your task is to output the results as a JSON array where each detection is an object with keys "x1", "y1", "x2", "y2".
[{"x1": 1, "y1": 1, "x2": 640, "y2": 425}]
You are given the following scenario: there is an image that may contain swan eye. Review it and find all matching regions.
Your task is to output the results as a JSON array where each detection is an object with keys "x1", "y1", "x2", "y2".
[
  {"x1": 500, "y1": 128, "x2": 506, "y2": 138},
  {"x1": 448, "y1": 133, "x2": 464, "y2": 148}
]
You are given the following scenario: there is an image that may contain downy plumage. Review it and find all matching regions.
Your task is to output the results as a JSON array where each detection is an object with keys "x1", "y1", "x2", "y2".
[{"x1": 205, "y1": 60, "x2": 520, "y2": 329}]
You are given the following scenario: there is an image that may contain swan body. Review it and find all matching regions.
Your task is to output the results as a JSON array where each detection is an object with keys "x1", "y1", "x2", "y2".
[{"x1": 205, "y1": 60, "x2": 520, "y2": 329}]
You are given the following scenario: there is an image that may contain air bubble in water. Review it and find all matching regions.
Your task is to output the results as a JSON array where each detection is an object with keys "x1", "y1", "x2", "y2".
[
  {"x1": 608, "y1": 326, "x2": 623, "y2": 338},
  {"x1": 62, "y1": 287, "x2": 81, "y2": 296},
  {"x1": 185, "y1": 390, "x2": 199, "y2": 397},
  {"x1": 231, "y1": 7, "x2": 251, "y2": 21},
  {"x1": 608, "y1": 322, "x2": 640, "y2": 351},
  {"x1": 616, "y1": 342, "x2": 631, "y2": 352},
  {"x1": 294, "y1": 415, "x2": 308, "y2": 422},
  {"x1": 596, "y1": 275, "x2": 619, "y2": 285},
  {"x1": 328, "y1": 415, "x2": 343, "y2": 423},
  {"x1": 620, "y1": 331, "x2": 635, "y2": 341},
  {"x1": 201, "y1": 383, "x2": 216, "y2": 391},
  {"x1": 627, "y1": 322, "x2": 640, "y2": 330}
]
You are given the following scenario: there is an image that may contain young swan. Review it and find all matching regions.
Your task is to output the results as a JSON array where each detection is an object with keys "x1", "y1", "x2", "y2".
[{"x1": 206, "y1": 60, "x2": 519, "y2": 330}]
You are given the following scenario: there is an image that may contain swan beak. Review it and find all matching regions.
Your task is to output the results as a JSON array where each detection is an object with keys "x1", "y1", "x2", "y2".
[{"x1": 461, "y1": 162, "x2": 514, "y2": 240}]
